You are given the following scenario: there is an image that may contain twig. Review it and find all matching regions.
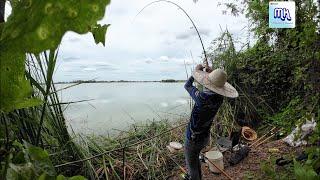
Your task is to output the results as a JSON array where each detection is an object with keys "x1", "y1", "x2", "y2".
[
  {"x1": 49, "y1": 99, "x2": 95, "y2": 106},
  {"x1": 167, "y1": 155, "x2": 187, "y2": 174},
  {"x1": 249, "y1": 127, "x2": 276, "y2": 148},
  {"x1": 144, "y1": 104, "x2": 163, "y2": 120},
  {"x1": 254, "y1": 133, "x2": 275, "y2": 148},
  {"x1": 137, "y1": 145, "x2": 148, "y2": 170},
  {"x1": 121, "y1": 145, "x2": 125, "y2": 180},
  {"x1": 183, "y1": 59, "x2": 189, "y2": 79},
  {"x1": 49, "y1": 78, "x2": 97, "y2": 95},
  {"x1": 102, "y1": 155, "x2": 109, "y2": 180},
  {"x1": 122, "y1": 108, "x2": 137, "y2": 123}
]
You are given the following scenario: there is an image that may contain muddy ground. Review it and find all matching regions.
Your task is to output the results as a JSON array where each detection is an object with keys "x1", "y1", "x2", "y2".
[{"x1": 168, "y1": 140, "x2": 304, "y2": 180}]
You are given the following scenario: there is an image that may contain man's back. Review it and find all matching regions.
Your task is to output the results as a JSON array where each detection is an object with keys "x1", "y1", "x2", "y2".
[{"x1": 184, "y1": 76, "x2": 223, "y2": 140}]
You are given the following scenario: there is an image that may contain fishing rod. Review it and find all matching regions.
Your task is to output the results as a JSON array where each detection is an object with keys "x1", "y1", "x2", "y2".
[{"x1": 135, "y1": 0, "x2": 209, "y2": 68}]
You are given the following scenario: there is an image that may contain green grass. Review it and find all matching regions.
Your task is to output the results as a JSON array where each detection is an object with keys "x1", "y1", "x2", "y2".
[{"x1": 72, "y1": 120, "x2": 187, "y2": 179}]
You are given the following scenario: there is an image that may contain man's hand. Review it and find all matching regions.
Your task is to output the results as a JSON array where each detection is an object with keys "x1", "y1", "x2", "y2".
[
  {"x1": 195, "y1": 64, "x2": 213, "y2": 73},
  {"x1": 195, "y1": 64, "x2": 204, "y2": 71},
  {"x1": 205, "y1": 66, "x2": 213, "y2": 73}
]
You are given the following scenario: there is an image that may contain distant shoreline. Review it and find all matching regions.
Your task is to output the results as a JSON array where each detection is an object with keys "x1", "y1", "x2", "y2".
[{"x1": 54, "y1": 79, "x2": 186, "y2": 84}]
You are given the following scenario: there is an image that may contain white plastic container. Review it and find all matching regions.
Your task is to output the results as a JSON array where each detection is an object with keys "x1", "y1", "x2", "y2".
[{"x1": 205, "y1": 151, "x2": 224, "y2": 173}]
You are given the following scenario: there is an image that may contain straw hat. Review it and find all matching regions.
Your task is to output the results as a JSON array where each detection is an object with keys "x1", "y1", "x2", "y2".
[{"x1": 192, "y1": 68, "x2": 238, "y2": 98}]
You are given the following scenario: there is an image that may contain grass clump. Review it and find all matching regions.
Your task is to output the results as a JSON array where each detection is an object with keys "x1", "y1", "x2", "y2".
[{"x1": 71, "y1": 120, "x2": 187, "y2": 179}]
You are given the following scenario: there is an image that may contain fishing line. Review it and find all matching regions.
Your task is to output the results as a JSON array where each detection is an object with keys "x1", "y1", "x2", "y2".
[{"x1": 134, "y1": 0, "x2": 209, "y2": 67}]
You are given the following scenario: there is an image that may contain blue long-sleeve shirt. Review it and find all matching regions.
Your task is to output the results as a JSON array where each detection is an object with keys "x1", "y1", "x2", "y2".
[{"x1": 184, "y1": 76, "x2": 223, "y2": 140}]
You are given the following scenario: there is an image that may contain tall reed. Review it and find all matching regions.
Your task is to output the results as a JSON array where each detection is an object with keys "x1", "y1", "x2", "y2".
[
  {"x1": 0, "y1": 50, "x2": 98, "y2": 178},
  {"x1": 208, "y1": 29, "x2": 274, "y2": 137}
]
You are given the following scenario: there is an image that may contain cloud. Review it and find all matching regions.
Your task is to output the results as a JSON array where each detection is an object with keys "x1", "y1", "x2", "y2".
[
  {"x1": 176, "y1": 33, "x2": 190, "y2": 40},
  {"x1": 63, "y1": 57, "x2": 80, "y2": 61},
  {"x1": 159, "y1": 56, "x2": 169, "y2": 62},
  {"x1": 145, "y1": 59, "x2": 153, "y2": 64},
  {"x1": 57, "y1": 60, "x2": 118, "y2": 74},
  {"x1": 141, "y1": 56, "x2": 187, "y2": 65},
  {"x1": 67, "y1": 37, "x2": 82, "y2": 42},
  {"x1": 176, "y1": 28, "x2": 211, "y2": 40},
  {"x1": 50, "y1": 0, "x2": 247, "y2": 82}
]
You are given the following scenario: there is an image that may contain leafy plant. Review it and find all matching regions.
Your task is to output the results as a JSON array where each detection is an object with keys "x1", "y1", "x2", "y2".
[
  {"x1": 2, "y1": 141, "x2": 86, "y2": 180},
  {"x1": 294, "y1": 159, "x2": 318, "y2": 180},
  {"x1": 209, "y1": 0, "x2": 320, "y2": 179},
  {"x1": 0, "y1": 0, "x2": 111, "y2": 113},
  {"x1": 0, "y1": 0, "x2": 111, "y2": 178}
]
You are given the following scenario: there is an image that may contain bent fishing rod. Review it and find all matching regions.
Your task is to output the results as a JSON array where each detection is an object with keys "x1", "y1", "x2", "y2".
[{"x1": 135, "y1": 0, "x2": 209, "y2": 67}]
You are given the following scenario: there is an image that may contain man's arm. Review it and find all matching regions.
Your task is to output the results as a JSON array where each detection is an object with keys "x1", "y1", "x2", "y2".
[{"x1": 184, "y1": 76, "x2": 202, "y2": 106}]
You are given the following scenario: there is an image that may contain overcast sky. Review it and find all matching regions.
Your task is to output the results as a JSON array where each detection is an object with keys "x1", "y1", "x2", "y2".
[{"x1": 6, "y1": 0, "x2": 248, "y2": 81}]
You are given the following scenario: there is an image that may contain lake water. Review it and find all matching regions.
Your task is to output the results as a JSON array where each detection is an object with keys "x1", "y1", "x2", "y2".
[{"x1": 57, "y1": 82, "x2": 191, "y2": 135}]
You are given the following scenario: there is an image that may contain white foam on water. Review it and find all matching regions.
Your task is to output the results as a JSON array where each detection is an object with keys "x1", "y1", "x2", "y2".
[
  {"x1": 175, "y1": 99, "x2": 188, "y2": 104},
  {"x1": 160, "y1": 102, "x2": 169, "y2": 107}
]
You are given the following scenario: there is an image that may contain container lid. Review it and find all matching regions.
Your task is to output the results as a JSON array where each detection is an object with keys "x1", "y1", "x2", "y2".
[
  {"x1": 205, "y1": 151, "x2": 223, "y2": 159},
  {"x1": 241, "y1": 126, "x2": 257, "y2": 141},
  {"x1": 169, "y1": 142, "x2": 183, "y2": 150}
]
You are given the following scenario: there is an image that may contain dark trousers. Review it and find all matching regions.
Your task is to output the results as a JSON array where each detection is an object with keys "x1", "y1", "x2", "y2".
[{"x1": 184, "y1": 135, "x2": 209, "y2": 180}]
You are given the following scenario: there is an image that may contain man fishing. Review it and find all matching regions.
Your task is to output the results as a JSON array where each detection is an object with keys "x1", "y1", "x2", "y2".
[{"x1": 184, "y1": 64, "x2": 238, "y2": 180}]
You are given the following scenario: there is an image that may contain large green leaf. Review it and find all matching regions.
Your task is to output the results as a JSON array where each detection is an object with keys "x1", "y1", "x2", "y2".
[
  {"x1": 5, "y1": 141, "x2": 87, "y2": 179},
  {"x1": 6, "y1": 163, "x2": 36, "y2": 180},
  {"x1": 0, "y1": 47, "x2": 42, "y2": 112},
  {"x1": 92, "y1": 24, "x2": 110, "y2": 46},
  {"x1": 24, "y1": 141, "x2": 56, "y2": 177},
  {"x1": 1, "y1": 0, "x2": 111, "y2": 53},
  {"x1": 0, "y1": 0, "x2": 110, "y2": 113}
]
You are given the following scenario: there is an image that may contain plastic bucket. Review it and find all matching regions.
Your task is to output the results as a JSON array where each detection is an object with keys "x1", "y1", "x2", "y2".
[{"x1": 205, "y1": 151, "x2": 224, "y2": 173}]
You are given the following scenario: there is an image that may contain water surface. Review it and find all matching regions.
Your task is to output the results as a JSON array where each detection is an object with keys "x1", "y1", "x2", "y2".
[{"x1": 58, "y1": 82, "x2": 191, "y2": 135}]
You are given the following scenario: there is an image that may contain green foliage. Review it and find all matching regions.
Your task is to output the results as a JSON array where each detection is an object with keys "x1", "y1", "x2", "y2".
[
  {"x1": 0, "y1": 0, "x2": 111, "y2": 113},
  {"x1": 6, "y1": 163, "x2": 36, "y2": 180},
  {"x1": 0, "y1": 48, "x2": 43, "y2": 112},
  {"x1": 243, "y1": 171, "x2": 255, "y2": 180},
  {"x1": 1, "y1": 0, "x2": 110, "y2": 53},
  {"x1": 294, "y1": 159, "x2": 318, "y2": 180},
  {"x1": 266, "y1": 98, "x2": 312, "y2": 131},
  {"x1": 211, "y1": 0, "x2": 320, "y2": 178},
  {"x1": 2, "y1": 141, "x2": 87, "y2": 180},
  {"x1": 82, "y1": 120, "x2": 183, "y2": 179},
  {"x1": 23, "y1": 141, "x2": 56, "y2": 176},
  {"x1": 259, "y1": 156, "x2": 295, "y2": 180},
  {"x1": 246, "y1": 0, "x2": 271, "y2": 38},
  {"x1": 92, "y1": 24, "x2": 110, "y2": 46},
  {"x1": 1, "y1": 1, "x2": 112, "y2": 178},
  {"x1": 210, "y1": 0, "x2": 320, "y2": 129},
  {"x1": 1, "y1": 50, "x2": 100, "y2": 178}
]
